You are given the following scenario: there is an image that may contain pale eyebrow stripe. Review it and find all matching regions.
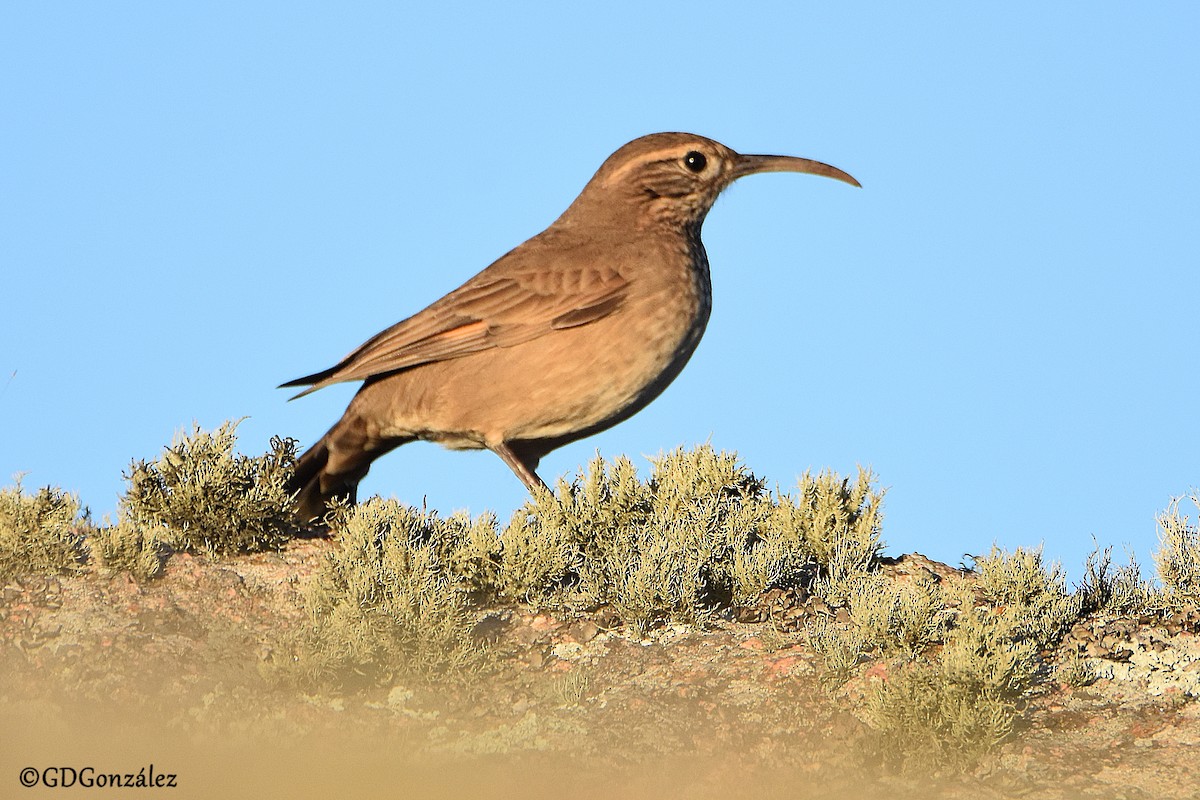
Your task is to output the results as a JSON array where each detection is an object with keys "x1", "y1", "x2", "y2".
[{"x1": 600, "y1": 146, "x2": 686, "y2": 187}]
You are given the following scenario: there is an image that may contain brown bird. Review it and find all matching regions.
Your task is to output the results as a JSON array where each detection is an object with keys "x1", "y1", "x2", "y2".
[{"x1": 282, "y1": 132, "x2": 858, "y2": 520}]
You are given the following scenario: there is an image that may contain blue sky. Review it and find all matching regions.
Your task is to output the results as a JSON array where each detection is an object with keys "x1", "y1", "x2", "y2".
[{"x1": 2, "y1": 3, "x2": 1196, "y2": 578}]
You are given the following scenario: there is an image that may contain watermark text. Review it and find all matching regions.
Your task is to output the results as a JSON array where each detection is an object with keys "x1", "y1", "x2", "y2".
[{"x1": 19, "y1": 765, "x2": 177, "y2": 789}]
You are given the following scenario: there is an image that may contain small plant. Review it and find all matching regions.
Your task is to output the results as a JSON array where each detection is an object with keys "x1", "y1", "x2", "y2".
[
  {"x1": 498, "y1": 453, "x2": 646, "y2": 609},
  {"x1": 0, "y1": 478, "x2": 90, "y2": 582},
  {"x1": 121, "y1": 421, "x2": 299, "y2": 555},
  {"x1": 1054, "y1": 650, "x2": 1097, "y2": 688},
  {"x1": 939, "y1": 596, "x2": 1039, "y2": 699},
  {"x1": 864, "y1": 583, "x2": 1039, "y2": 773},
  {"x1": 969, "y1": 546, "x2": 1082, "y2": 649},
  {"x1": 864, "y1": 659, "x2": 1017, "y2": 773},
  {"x1": 90, "y1": 518, "x2": 168, "y2": 580},
  {"x1": 805, "y1": 614, "x2": 869, "y2": 684},
  {"x1": 498, "y1": 447, "x2": 776, "y2": 629},
  {"x1": 1076, "y1": 544, "x2": 1151, "y2": 616},
  {"x1": 794, "y1": 467, "x2": 886, "y2": 603},
  {"x1": 284, "y1": 499, "x2": 492, "y2": 687},
  {"x1": 551, "y1": 669, "x2": 590, "y2": 707},
  {"x1": 496, "y1": 446, "x2": 884, "y2": 632},
  {"x1": 848, "y1": 572, "x2": 947, "y2": 658},
  {"x1": 1155, "y1": 492, "x2": 1200, "y2": 605}
]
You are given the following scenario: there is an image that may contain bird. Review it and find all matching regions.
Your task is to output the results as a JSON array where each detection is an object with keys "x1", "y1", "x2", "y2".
[{"x1": 281, "y1": 132, "x2": 858, "y2": 521}]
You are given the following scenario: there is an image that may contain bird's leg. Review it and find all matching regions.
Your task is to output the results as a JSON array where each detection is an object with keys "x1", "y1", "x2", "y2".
[{"x1": 491, "y1": 441, "x2": 551, "y2": 495}]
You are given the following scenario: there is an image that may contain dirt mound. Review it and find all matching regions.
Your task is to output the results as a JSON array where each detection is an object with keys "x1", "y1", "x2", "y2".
[{"x1": 3, "y1": 541, "x2": 1198, "y2": 799}]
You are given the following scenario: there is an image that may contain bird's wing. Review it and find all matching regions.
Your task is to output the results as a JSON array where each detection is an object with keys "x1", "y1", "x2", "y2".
[{"x1": 282, "y1": 264, "x2": 629, "y2": 397}]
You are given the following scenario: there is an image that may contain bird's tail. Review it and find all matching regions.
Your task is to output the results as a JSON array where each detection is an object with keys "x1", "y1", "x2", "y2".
[
  {"x1": 286, "y1": 424, "x2": 409, "y2": 524},
  {"x1": 287, "y1": 436, "x2": 365, "y2": 524}
]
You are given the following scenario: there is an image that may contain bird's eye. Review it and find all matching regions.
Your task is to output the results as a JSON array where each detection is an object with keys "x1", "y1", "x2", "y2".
[{"x1": 683, "y1": 151, "x2": 707, "y2": 173}]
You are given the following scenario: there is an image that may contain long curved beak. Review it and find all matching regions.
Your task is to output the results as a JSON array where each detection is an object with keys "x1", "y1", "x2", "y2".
[{"x1": 733, "y1": 153, "x2": 861, "y2": 188}]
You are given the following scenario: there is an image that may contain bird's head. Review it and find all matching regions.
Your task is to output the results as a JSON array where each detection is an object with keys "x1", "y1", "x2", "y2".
[{"x1": 564, "y1": 132, "x2": 859, "y2": 230}]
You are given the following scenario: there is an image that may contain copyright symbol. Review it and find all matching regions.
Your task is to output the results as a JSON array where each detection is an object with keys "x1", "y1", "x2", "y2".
[{"x1": 19, "y1": 768, "x2": 39, "y2": 787}]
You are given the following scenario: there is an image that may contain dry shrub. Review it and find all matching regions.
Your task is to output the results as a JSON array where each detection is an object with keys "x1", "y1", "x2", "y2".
[
  {"x1": 848, "y1": 571, "x2": 948, "y2": 658},
  {"x1": 806, "y1": 614, "x2": 869, "y2": 684},
  {"x1": 1076, "y1": 543, "x2": 1152, "y2": 616},
  {"x1": 496, "y1": 446, "x2": 884, "y2": 631},
  {"x1": 864, "y1": 577, "x2": 1039, "y2": 773},
  {"x1": 121, "y1": 421, "x2": 299, "y2": 555},
  {"x1": 1155, "y1": 492, "x2": 1200, "y2": 606},
  {"x1": 90, "y1": 518, "x2": 168, "y2": 580},
  {"x1": 970, "y1": 545, "x2": 1082, "y2": 649},
  {"x1": 0, "y1": 478, "x2": 90, "y2": 581},
  {"x1": 281, "y1": 499, "x2": 493, "y2": 687}
]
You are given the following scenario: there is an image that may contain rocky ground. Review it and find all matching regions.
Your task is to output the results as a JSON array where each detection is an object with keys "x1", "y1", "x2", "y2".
[{"x1": 2, "y1": 539, "x2": 1199, "y2": 800}]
